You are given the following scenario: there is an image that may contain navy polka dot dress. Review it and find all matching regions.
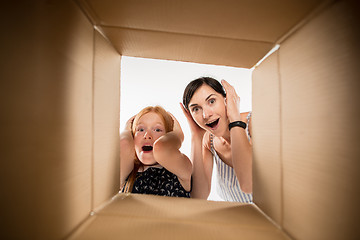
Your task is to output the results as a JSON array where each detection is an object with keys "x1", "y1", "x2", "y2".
[{"x1": 131, "y1": 167, "x2": 190, "y2": 198}]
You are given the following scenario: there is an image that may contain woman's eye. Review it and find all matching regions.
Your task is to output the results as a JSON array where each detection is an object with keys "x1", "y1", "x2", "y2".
[
  {"x1": 209, "y1": 99, "x2": 215, "y2": 104},
  {"x1": 192, "y1": 107, "x2": 199, "y2": 113}
]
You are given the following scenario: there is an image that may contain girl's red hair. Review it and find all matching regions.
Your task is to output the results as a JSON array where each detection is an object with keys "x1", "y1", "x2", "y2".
[{"x1": 122, "y1": 106, "x2": 174, "y2": 193}]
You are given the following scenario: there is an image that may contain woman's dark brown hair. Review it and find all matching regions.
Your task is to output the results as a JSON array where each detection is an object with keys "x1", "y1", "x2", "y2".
[{"x1": 182, "y1": 77, "x2": 226, "y2": 111}]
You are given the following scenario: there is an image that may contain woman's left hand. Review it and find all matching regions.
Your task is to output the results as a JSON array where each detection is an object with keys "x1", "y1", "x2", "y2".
[{"x1": 221, "y1": 79, "x2": 241, "y2": 122}]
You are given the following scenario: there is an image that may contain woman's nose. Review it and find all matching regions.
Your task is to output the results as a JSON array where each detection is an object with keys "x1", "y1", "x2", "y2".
[
  {"x1": 203, "y1": 108, "x2": 213, "y2": 120},
  {"x1": 144, "y1": 131, "x2": 152, "y2": 139}
]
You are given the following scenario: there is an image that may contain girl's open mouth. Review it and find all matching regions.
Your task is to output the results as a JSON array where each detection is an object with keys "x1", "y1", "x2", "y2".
[
  {"x1": 205, "y1": 118, "x2": 219, "y2": 129},
  {"x1": 142, "y1": 145, "x2": 153, "y2": 152}
]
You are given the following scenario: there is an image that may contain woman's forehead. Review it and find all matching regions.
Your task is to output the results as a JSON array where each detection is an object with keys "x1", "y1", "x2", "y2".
[{"x1": 190, "y1": 84, "x2": 221, "y2": 102}]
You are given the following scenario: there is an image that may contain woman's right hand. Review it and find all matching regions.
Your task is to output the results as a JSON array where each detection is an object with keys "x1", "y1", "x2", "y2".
[{"x1": 180, "y1": 103, "x2": 205, "y2": 139}]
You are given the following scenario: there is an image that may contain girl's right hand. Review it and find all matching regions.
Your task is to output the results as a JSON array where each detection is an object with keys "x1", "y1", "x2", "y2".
[
  {"x1": 125, "y1": 115, "x2": 135, "y2": 131},
  {"x1": 180, "y1": 103, "x2": 205, "y2": 139}
]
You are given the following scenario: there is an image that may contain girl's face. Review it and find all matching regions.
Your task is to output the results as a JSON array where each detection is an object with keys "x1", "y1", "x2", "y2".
[
  {"x1": 188, "y1": 84, "x2": 228, "y2": 136},
  {"x1": 133, "y1": 112, "x2": 166, "y2": 165}
]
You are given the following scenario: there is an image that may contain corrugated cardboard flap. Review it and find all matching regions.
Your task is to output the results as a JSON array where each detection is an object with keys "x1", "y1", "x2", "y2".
[{"x1": 69, "y1": 193, "x2": 290, "y2": 240}]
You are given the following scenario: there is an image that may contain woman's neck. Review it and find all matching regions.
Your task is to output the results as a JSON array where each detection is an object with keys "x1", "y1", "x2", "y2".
[
  {"x1": 222, "y1": 131, "x2": 231, "y2": 144},
  {"x1": 213, "y1": 129, "x2": 231, "y2": 144}
]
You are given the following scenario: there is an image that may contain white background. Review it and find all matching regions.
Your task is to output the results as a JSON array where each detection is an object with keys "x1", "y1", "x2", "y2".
[{"x1": 120, "y1": 56, "x2": 252, "y2": 201}]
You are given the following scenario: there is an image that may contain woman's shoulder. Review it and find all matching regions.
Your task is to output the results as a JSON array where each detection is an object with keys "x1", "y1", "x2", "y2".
[
  {"x1": 202, "y1": 131, "x2": 212, "y2": 151},
  {"x1": 241, "y1": 111, "x2": 252, "y2": 142},
  {"x1": 240, "y1": 111, "x2": 251, "y2": 121}
]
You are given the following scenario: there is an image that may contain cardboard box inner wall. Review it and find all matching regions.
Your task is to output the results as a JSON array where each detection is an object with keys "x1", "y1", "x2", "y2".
[
  {"x1": 1, "y1": 0, "x2": 359, "y2": 239},
  {"x1": 253, "y1": 1, "x2": 360, "y2": 239}
]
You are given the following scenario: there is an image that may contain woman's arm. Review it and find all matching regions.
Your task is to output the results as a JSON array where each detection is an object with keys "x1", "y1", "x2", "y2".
[
  {"x1": 199, "y1": 133, "x2": 214, "y2": 198},
  {"x1": 180, "y1": 104, "x2": 212, "y2": 199},
  {"x1": 153, "y1": 114, "x2": 192, "y2": 191},
  {"x1": 222, "y1": 80, "x2": 253, "y2": 193},
  {"x1": 120, "y1": 116, "x2": 136, "y2": 187},
  {"x1": 229, "y1": 113, "x2": 252, "y2": 193}
]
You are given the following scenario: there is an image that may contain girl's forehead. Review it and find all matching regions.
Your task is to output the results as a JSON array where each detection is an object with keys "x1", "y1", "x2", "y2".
[{"x1": 137, "y1": 112, "x2": 164, "y2": 125}]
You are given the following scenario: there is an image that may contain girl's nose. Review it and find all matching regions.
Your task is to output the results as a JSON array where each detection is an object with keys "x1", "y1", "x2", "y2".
[{"x1": 144, "y1": 131, "x2": 152, "y2": 139}]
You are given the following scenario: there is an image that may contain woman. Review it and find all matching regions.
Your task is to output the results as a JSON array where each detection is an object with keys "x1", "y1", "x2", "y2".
[
  {"x1": 181, "y1": 77, "x2": 252, "y2": 202},
  {"x1": 120, "y1": 106, "x2": 192, "y2": 198}
]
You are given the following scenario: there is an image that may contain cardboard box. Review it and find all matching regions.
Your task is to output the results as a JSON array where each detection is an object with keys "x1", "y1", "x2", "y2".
[{"x1": 1, "y1": 0, "x2": 359, "y2": 239}]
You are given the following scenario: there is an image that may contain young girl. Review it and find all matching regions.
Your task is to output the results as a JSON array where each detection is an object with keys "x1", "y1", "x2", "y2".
[
  {"x1": 181, "y1": 77, "x2": 252, "y2": 202},
  {"x1": 120, "y1": 106, "x2": 192, "y2": 198}
]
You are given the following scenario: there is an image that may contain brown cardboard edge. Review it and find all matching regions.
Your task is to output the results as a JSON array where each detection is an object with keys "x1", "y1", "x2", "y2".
[{"x1": 276, "y1": 0, "x2": 337, "y2": 44}]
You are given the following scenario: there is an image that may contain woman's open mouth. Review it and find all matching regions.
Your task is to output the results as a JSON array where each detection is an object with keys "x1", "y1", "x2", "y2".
[
  {"x1": 142, "y1": 145, "x2": 153, "y2": 152},
  {"x1": 205, "y1": 118, "x2": 220, "y2": 129}
]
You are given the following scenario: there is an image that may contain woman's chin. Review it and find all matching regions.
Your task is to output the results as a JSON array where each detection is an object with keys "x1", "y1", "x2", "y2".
[{"x1": 206, "y1": 122, "x2": 226, "y2": 136}]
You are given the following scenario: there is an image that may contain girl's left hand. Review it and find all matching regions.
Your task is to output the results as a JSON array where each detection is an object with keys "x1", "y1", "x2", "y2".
[
  {"x1": 221, "y1": 79, "x2": 241, "y2": 122},
  {"x1": 168, "y1": 112, "x2": 184, "y2": 143}
]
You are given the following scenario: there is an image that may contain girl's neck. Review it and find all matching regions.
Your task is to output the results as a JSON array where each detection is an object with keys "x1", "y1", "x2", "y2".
[{"x1": 141, "y1": 163, "x2": 162, "y2": 171}]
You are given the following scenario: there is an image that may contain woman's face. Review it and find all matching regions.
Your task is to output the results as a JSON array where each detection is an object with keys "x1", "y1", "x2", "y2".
[
  {"x1": 188, "y1": 84, "x2": 228, "y2": 136},
  {"x1": 133, "y1": 112, "x2": 166, "y2": 165}
]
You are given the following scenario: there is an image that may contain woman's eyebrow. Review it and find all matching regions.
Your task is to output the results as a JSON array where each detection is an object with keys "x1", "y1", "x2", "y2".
[
  {"x1": 189, "y1": 103, "x2": 198, "y2": 108},
  {"x1": 205, "y1": 94, "x2": 216, "y2": 101},
  {"x1": 189, "y1": 94, "x2": 216, "y2": 108}
]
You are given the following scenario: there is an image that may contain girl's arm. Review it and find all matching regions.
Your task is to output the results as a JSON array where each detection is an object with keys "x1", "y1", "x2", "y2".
[
  {"x1": 120, "y1": 116, "x2": 136, "y2": 188},
  {"x1": 222, "y1": 80, "x2": 253, "y2": 194},
  {"x1": 153, "y1": 113, "x2": 192, "y2": 191},
  {"x1": 180, "y1": 104, "x2": 212, "y2": 199}
]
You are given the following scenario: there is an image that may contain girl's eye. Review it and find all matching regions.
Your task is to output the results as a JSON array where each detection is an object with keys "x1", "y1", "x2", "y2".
[
  {"x1": 154, "y1": 128, "x2": 163, "y2": 132},
  {"x1": 137, "y1": 128, "x2": 144, "y2": 132}
]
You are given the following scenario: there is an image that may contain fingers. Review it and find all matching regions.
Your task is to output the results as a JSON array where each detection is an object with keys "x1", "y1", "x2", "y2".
[
  {"x1": 180, "y1": 102, "x2": 192, "y2": 120},
  {"x1": 179, "y1": 102, "x2": 187, "y2": 114},
  {"x1": 221, "y1": 79, "x2": 230, "y2": 93},
  {"x1": 167, "y1": 110, "x2": 184, "y2": 143},
  {"x1": 221, "y1": 79, "x2": 237, "y2": 96},
  {"x1": 222, "y1": 79, "x2": 240, "y2": 105},
  {"x1": 168, "y1": 111, "x2": 182, "y2": 128},
  {"x1": 125, "y1": 115, "x2": 136, "y2": 131},
  {"x1": 167, "y1": 111, "x2": 176, "y2": 121},
  {"x1": 221, "y1": 80, "x2": 241, "y2": 122},
  {"x1": 167, "y1": 111, "x2": 181, "y2": 128}
]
